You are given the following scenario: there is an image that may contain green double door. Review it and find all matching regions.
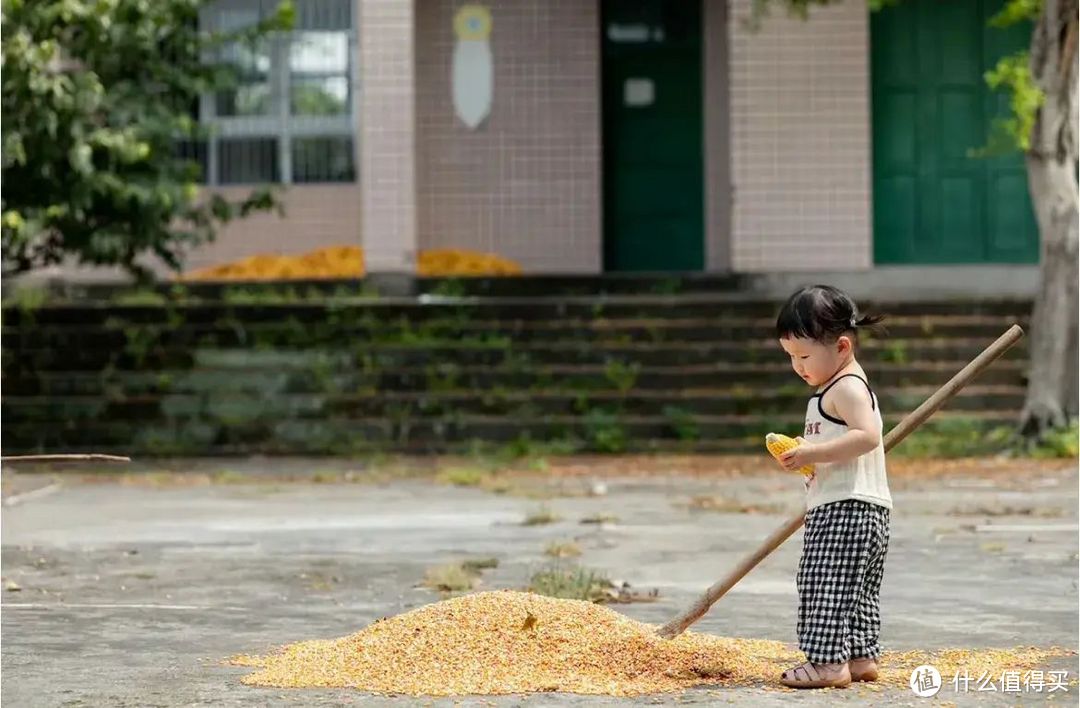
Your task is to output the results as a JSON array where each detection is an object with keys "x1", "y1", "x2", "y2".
[
  {"x1": 872, "y1": 0, "x2": 1038, "y2": 264},
  {"x1": 602, "y1": 0, "x2": 704, "y2": 272}
]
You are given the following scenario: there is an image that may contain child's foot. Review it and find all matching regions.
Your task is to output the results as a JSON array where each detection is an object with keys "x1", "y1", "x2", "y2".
[
  {"x1": 849, "y1": 657, "x2": 879, "y2": 682},
  {"x1": 780, "y1": 661, "x2": 851, "y2": 689}
]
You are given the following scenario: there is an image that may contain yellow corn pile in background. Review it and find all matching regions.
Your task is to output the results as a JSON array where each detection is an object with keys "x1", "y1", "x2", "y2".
[
  {"x1": 765, "y1": 433, "x2": 815, "y2": 476},
  {"x1": 181, "y1": 246, "x2": 522, "y2": 281},
  {"x1": 231, "y1": 590, "x2": 1072, "y2": 697}
]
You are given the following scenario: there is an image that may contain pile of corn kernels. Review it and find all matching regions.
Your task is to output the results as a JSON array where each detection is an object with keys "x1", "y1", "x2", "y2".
[
  {"x1": 232, "y1": 590, "x2": 1074, "y2": 697},
  {"x1": 181, "y1": 246, "x2": 521, "y2": 281}
]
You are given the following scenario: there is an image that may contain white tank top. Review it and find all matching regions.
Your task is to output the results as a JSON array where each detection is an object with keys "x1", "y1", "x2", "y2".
[{"x1": 803, "y1": 373, "x2": 893, "y2": 511}]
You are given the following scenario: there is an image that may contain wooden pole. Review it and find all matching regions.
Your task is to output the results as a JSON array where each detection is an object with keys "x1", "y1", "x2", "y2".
[
  {"x1": 656, "y1": 324, "x2": 1026, "y2": 639},
  {"x1": 0, "y1": 454, "x2": 131, "y2": 463}
]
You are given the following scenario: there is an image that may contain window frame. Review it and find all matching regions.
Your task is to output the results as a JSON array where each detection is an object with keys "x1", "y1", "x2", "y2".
[{"x1": 199, "y1": 0, "x2": 358, "y2": 186}]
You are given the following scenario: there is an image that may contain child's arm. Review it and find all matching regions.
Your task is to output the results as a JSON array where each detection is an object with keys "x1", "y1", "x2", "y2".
[{"x1": 778, "y1": 380, "x2": 881, "y2": 470}]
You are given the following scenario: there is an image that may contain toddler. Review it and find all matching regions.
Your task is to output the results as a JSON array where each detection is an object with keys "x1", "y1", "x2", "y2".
[{"x1": 772, "y1": 285, "x2": 893, "y2": 689}]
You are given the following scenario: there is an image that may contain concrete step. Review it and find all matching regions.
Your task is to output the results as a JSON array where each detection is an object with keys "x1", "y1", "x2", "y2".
[
  {"x1": 0, "y1": 409, "x2": 1015, "y2": 456},
  {"x1": 2, "y1": 337, "x2": 1030, "y2": 372},
  {"x1": 1, "y1": 359, "x2": 1027, "y2": 397},
  {"x1": 0, "y1": 298, "x2": 1032, "y2": 327},
  {"x1": 0, "y1": 384, "x2": 1024, "y2": 422},
  {"x1": 0, "y1": 294, "x2": 1033, "y2": 455}
]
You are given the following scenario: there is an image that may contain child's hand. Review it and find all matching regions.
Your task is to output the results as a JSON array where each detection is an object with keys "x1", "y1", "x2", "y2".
[{"x1": 778, "y1": 437, "x2": 817, "y2": 472}]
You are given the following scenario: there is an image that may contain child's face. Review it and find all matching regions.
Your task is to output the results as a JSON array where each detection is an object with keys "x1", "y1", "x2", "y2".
[{"x1": 778, "y1": 335, "x2": 851, "y2": 387}]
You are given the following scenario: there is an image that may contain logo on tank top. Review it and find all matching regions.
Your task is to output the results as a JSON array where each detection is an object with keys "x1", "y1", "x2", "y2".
[{"x1": 804, "y1": 421, "x2": 821, "y2": 436}]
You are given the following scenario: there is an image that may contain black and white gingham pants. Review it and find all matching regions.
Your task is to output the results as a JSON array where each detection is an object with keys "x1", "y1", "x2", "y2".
[{"x1": 797, "y1": 499, "x2": 890, "y2": 664}]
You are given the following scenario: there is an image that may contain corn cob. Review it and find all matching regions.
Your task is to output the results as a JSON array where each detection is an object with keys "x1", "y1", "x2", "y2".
[{"x1": 765, "y1": 433, "x2": 815, "y2": 476}]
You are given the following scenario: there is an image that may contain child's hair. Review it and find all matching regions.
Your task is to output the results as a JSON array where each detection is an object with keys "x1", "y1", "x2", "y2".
[{"x1": 775, "y1": 285, "x2": 885, "y2": 343}]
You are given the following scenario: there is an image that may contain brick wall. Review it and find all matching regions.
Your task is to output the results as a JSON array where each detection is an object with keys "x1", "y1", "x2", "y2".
[
  {"x1": 415, "y1": 0, "x2": 602, "y2": 274},
  {"x1": 728, "y1": 0, "x2": 873, "y2": 272}
]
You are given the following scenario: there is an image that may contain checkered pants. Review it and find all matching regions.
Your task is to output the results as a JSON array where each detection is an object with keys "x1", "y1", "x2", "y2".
[{"x1": 797, "y1": 499, "x2": 890, "y2": 664}]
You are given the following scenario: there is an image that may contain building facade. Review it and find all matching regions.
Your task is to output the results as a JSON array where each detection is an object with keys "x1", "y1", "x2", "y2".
[{"x1": 187, "y1": 0, "x2": 1039, "y2": 280}]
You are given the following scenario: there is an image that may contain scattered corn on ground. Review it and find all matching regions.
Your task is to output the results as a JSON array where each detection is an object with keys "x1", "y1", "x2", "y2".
[
  {"x1": 181, "y1": 246, "x2": 522, "y2": 281},
  {"x1": 231, "y1": 590, "x2": 1074, "y2": 697}
]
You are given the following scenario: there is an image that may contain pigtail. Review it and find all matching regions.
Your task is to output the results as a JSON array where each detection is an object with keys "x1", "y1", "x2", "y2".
[{"x1": 852, "y1": 312, "x2": 887, "y2": 336}]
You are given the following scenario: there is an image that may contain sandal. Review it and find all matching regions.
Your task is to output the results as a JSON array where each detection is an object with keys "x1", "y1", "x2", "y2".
[
  {"x1": 849, "y1": 657, "x2": 879, "y2": 682},
  {"x1": 780, "y1": 661, "x2": 852, "y2": 689}
]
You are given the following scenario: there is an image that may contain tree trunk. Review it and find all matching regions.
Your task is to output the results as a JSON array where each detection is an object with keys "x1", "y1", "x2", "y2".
[{"x1": 1020, "y1": 0, "x2": 1079, "y2": 437}]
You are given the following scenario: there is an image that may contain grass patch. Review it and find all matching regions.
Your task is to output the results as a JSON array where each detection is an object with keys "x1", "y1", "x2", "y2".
[
  {"x1": 892, "y1": 419, "x2": 1013, "y2": 458},
  {"x1": 521, "y1": 506, "x2": 561, "y2": 526},
  {"x1": 896, "y1": 419, "x2": 1078, "y2": 459},
  {"x1": 422, "y1": 557, "x2": 499, "y2": 594},
  {"x1": 423, "y1": 563, "x2": 476, "y2": 594},
  {"x1": 436, "y1": 466, "x2": 489, "y2": 487},
  {"x1": 526, "y1": 561, "x2": 610, "y2": 603},
  {"x1": 544, "y1": 541, "x2": 582, "y2": 558},
  {"x1": 461, "y1": 557, "x2": 500, "y2": 573},
  {"x1": 579, "y1": 512, "x2": 619, "y2": 525},
  {"x1": 1026, "y1": 421, "x2": 1079, "y2": 458}
]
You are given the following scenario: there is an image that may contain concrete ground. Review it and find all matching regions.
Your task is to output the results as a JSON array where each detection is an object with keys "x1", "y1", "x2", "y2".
[{"x1": 2, "y1": 457, "x2": 1077, "y2": 707}]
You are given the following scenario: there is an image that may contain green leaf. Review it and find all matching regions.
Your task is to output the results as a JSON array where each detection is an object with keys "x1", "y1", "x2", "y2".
[
  {"x1": 989, "y1": 0, "x2": 1042, "y2": 27},
  {"x1": 973, "y1": 51, "x2": 1043, "y2": 154}
]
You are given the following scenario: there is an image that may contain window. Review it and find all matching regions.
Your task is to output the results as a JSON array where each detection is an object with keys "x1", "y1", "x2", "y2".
[{"x1": 199, "y1": 0, "x2": 356, "y2": 185}]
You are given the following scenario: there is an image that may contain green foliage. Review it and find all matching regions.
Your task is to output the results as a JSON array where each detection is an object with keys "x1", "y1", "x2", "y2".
[
  {"x1": 1026, "y1": 421, "x2": 1079, "y2": 458},
  {"x1": 894, "y1": 418, "x2": 1014, "y2": 458},
  {"x1": 429, "y1": 279, "x2": 468, "y2": 298},
  {"x1": 899, "y1": 418, "x2": 1078, "y2": 459},
  {"x1": 989, "y1": 0, "x2": 1042, "y2": 27},
  {"x1": 1, "y1": 0, "x2": 292, "y2": 280},
  {"x1": 663, "y1": 405, "x2": 700, "y2": 441},
  {"x1": 583, "y1": 409, "x2": 627, "y2": 453},
  {"x1": 3, "y1": 284, "x2": 50, "y2": 314},
  {"x1": 880, "y1": 340, "x2": 909, "y2": 364},
  {"x1": 981, "y1": 52, "x2": 1043, "y2": 152},
  {"x1": 602, "y1": 359, "x2": 640, "y2": 394}
]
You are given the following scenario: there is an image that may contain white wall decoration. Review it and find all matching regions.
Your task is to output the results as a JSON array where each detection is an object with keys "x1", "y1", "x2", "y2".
[{"x1": 451, "y1": 4, "x2": 493, "y2": 129}]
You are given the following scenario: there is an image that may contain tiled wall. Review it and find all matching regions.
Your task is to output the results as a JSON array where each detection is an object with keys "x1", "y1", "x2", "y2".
[
  {"x1": 728, "y1": 0, "x2": 873, "y2": 272},
  {"x1": 182, "y1": 185, "x2": 361, "y2": 273},
  {"x1": 415, "y1": 0, "x2": 602, "y2": 273}
]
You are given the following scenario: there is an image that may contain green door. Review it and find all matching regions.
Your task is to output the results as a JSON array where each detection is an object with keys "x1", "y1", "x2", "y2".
[
  {"x1": 871, "y1": 0, "x2": 1038, "y2": 264},
  {"x1": 602, "y1": 0, "x2": 703, "y2": 272}
]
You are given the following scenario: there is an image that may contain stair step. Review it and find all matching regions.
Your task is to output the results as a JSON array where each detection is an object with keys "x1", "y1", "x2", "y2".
[
  {"x1": 1, "y1": 410, "x2": 1014, "y2": 456},
  {"x1": 0, "y1": 384, "x2": 1024, "y2": 421},
  {"x1": 1, "y1": 293, "x2": 1032, "y2": 455},
  {"x1": 0, "y1": 299, "x2": 1032, "y2": 327},
  {"x1": 2, "y1": 337, "x2": 1029, "y2": 373}
]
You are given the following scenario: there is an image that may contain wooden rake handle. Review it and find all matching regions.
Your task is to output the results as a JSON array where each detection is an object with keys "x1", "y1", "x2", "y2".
[
  {"x1": 656, "y1": 324, "x2": 1026, "y2": 639},
  {"x1": 0, "y1": 454, "x2": 131, "y2": 463}
]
